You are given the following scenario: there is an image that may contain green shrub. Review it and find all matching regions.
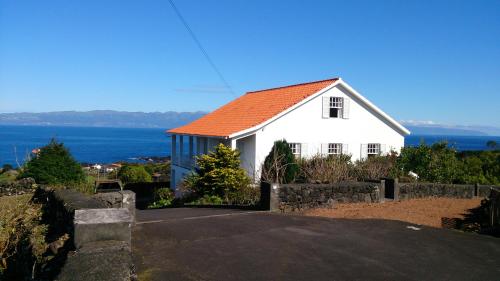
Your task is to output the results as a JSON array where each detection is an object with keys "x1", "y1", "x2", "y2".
[
  {"x1": 261, "y1": 140, "x2": 298, "y2": 183},
  {"x1": 1, "y1": 164, "x2": 13, "y2": 173},
  {"x1": 148, "y1": 187, "x2": 174, "y2": 209},
  {"x1": 190, "y1": 195, "x2": 224, "y2": 205},
  {"x1": 118, "y1": 165, "x2": 152, "y2": 184},
  {"x1": 397, "y1": 142, "x2": 463, "y2": 183},
  {"x1": 20, "y1": 139, "x2": 85, "y2": 185},
  {"x1": 143, "y1": 162, "x2": 170, "y2": 178},
  {"x1": 182, "y1": 144, "x2": 251, "y2": 202}
]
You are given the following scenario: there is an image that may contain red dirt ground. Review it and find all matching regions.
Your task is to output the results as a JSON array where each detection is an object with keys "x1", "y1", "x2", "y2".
[{"x1": 304, "y1": 198, "x2": 483, "y2": 228}]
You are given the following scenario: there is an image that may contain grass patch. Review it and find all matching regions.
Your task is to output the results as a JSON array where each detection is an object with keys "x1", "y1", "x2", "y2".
[
  {"x1": 0, "y1": 194, "x2": 47, "y2": 277},
  {"x1": 0, "y1": 172, "x2": 17, "y2": 184}
]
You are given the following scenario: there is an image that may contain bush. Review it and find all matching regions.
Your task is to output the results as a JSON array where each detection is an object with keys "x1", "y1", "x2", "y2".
[
  {"x1": 1, "y1": 164, "x2": 13, "y2": 173},
  {"x1": 354, "y1": 152, "x2": 398, "y2": 181},
  {"x1": 397, "y1": 142, "x2": 463, "y2": 183},
  {"x1": 20, "y1": 139, "x2": 85, "y2": 185},
  {"x1": 457, "y1": 150, "x2": 500, "y2": 185},
  {"x1": 182, "y1": 144, "x2": 251, "y2": 203},
  {"x1": 261, "y1": 140, "x2": 298, "y2": 183},
  {"x1": 297, "y1": 154, "x2": 353, "y2": 183},
  {"x1": 190, "y1": 195, "x2": 224, "y2": 205},
  {"x1": 118, "y1": 165, "x2": 152, "y2": 184},
  {"x1": 148, "y1": 187, "x2": 174, "y2": 209}
]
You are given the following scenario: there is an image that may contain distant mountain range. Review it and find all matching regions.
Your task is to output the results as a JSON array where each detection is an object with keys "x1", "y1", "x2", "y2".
[
  {"x1": 0, "y1": 110, "x2": 206, "y2": 129},
  {"x1": 0, "y1": 111, "x2": 499, "y2": 136}
]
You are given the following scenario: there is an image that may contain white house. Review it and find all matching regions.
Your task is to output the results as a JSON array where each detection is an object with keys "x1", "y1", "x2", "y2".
[{"x1": 168, "y1": 78, "x2": 410, "y2": 188}]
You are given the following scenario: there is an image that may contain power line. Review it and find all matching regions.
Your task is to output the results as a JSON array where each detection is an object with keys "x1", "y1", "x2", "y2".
[{"x1": 168, "y1": 0, "x2": 235, "y2": 96}]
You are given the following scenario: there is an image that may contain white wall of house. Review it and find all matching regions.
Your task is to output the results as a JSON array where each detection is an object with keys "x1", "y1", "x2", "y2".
[
  {"x1": 235, "y1": 134, "x2": 256, "y2": 181},
  {"x1": 252, "y1": 84, "x2": 405, "y2": 178}
]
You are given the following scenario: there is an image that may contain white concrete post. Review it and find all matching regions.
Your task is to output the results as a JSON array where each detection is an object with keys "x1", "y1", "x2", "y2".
[
  {"x1": 179, "y1": 135, "x2": 184, "y2": 166},
  {"x1": 171, "y1": 134, "x2": 177, "y2": 165},
  {"x1": 230, "y1": 138, "x2": 237, "y2": 150},
  {"x1": 189, "y1": 136, "x2": 194, "y2": 165}
]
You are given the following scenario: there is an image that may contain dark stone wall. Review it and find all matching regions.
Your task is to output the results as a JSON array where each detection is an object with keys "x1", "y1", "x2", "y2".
[
  {"x1": 0, "y1": 177, "x2": 37, "y2": 196},
  {"x1": 276, "y1": 182, "x2": 382, "y2": 212},
  {"x1": 94, "y1": 190, "x2": 136, "y2": 223},
  {"x1": 488, "y1": 188, "x2": 500, "y2": 227},
  {"x1": 398, "y1": 183, "x2": 475, "y2": 200},
  {"x1": 398, "y1": 183, "x2": 500, "y2": 200}
]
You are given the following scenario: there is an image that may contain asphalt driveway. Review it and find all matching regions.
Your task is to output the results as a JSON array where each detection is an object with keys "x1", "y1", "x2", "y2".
[{"x1": 132, "y1": 208, "x2": 500, "y2": 281}]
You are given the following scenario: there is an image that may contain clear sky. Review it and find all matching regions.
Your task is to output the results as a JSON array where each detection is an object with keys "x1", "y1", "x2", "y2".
[{"x1": 0, "y1": 0, "x2": 499, "y2": 126}]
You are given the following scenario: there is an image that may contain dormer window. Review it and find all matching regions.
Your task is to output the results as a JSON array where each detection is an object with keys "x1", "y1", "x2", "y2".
[
  {"x1": 329, "y1": 97, "x2": 343, "y2": 118},
  {"x1": 323, "y1": 96, "x2": 350, "y2": 119}
]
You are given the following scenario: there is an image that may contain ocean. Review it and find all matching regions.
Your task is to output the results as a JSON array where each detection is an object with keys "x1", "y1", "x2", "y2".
[{"x1": 1, "y1": 125, "x2": 499, "y2": 166}]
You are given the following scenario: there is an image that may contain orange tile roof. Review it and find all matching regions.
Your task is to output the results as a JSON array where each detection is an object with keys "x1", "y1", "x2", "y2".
[{"x1": 168, "y1": 78, "x2": 339, "y2": 137}]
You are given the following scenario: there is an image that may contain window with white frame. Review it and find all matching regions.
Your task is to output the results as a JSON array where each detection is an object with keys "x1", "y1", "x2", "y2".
[
  {"x1": 367, "y1": 143, "x2": 381, "y2": 157},
  {"x1": 329, "y1": 97, "x2": 343, "y2": 118},
  {"x1": 289, "y1": 143, "x2": 301, "y2": 157},
  {"x1": 328, "y1": 143, "x2": 342, "y2": 155}
]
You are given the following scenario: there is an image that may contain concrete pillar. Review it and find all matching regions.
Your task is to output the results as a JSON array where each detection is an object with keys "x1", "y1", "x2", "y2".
[
  {"x1": 270, "y1": 183, "x2": 280, "y2": 211},
  {"x1": 394, "y1": 178, "x2": 400, "y2": 201},
  {"x1": 230, "y1": 138, "x2": 237, "y2": 150},
  {"x1": 189, "y1": 136, "x2": 194, "y2": 160},
  {"x1": 259, "y1": 182, "x2": 280, "y2": 211},
  {"x1": 171, "y1": 134, "x2": 177, "y2": 165},
  {"x1": 379, "y1": 179, "x2": 386, "y2": 203},
  {"x1": 204, "y1": 137, "x2": 209, "y2": 153},
  {"x1": 179, "y1": 135, "x2": 184, "y2": 165}
]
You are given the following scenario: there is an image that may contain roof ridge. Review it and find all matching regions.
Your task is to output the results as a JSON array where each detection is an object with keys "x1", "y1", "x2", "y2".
[{"x1": 246, "y1": 77, "x2": 339, "y2": 95}]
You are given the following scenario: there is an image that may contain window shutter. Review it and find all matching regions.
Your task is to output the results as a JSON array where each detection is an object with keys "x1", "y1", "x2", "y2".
[
  {"x1": 322, "y1": 97, "x2": 330, "y2": 118},
  {"x1": 342, "y1": 143, "x2": 349, "y2": 155},
  {"x1": 381, "y1": 144, "x2": 387, "y2": 155},
  {"x1": 360, "y1": 144, "x2": 367, "y2": 159},
  {"x1": 342, "y1": 98, "x2": 350, "y2": 119},
  {"x1": 321, "y1": 143, "x2": 329, "y2": 156},
  {"x1": 301, "y1": 143, "x2": 308, "y2": 158}
]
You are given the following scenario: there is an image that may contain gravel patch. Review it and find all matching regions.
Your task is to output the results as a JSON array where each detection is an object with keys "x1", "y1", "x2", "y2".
[{"x1": 305, "y1": 198, "x2": 483, "y2": 228}]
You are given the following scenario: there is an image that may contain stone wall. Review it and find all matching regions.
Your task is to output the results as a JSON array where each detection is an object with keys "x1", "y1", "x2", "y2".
[
  {"x1": 396, "y1": 182, "x2": 500, "y2": 200},
  {"x1": 398, "y1": 182, "x2": 475, "y2": 200},
  {"x1": 36, "y1": 188, "x2": 135, "y2": 280},
  {"x1": 94, "y1": 190, "x2": 136, "y2": 224},
  {"x1": 0, "y1": 177, "x2": 37, "y2": 196},
  {"x1": 262, "y1": 181, "x2": 383, "y2": 212}
]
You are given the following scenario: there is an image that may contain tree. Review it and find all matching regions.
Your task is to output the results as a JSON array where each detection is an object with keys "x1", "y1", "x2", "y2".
[
  {"x1": 1, "y1": 164, "x2": 13, "y2": 173},
  {"x1": 396, "y1": 142, "x2": 462, "y2": 183},
  {"x1": 20, "y1": 139, "x2": 85, "y2": 184},
  {"x1": 486, "y1": 140, "x2": 498, "y2": 150},
  {"x1": 118, "y1": 165, "x2": 152, "y2": 184},
  {"x1": 183, "y1": 144, "x2": 251, "y2": 201},
  {"x1": 261, "y1": 140, "x2": 298, "y2": 183}
]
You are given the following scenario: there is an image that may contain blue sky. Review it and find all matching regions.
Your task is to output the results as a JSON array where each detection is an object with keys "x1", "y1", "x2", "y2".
[{"x1": 0, "y1": 0, "x2": 499, "y2": 126}]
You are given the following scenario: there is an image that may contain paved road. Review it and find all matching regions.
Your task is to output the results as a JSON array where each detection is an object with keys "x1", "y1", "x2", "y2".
[{"x1": 132, "y1": 208, "x2": 500, "y2": 281}]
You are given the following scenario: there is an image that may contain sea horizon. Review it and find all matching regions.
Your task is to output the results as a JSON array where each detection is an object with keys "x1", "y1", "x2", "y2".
[{"x1": 1, "y1": 125, "x2": 500, "y2": 166}]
